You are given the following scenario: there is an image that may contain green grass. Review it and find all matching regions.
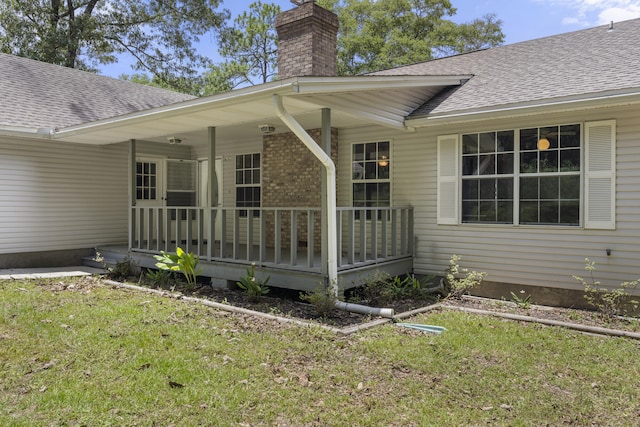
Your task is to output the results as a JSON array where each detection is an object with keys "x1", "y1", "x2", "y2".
[{"x1": 2, "y1": 278, "x2": 640, "y2": 426}]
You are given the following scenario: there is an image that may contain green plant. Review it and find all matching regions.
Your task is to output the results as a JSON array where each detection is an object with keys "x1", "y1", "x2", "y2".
[
  {"x1": 236, "y1": 263, "x2": 270, "y2": 302},
  {"x1": 108, "y1": 253, "x2": 139, "y2": 281},
  {"x1": 356, "y1": 272, "x2": 436, "y2": 305},
  {"x1": 444, "y1": 254, "x2": 487, "y2": 299},
  {"x1": 573, "y1": 258, "x2": 639, "y2": 318},
  {"x1": 300, "y1": 286, "x2": 337, "y2": 318},
  {"x1": 153, "y1": 247, "x2": 203, "y2": 289},
  {"x1": 510, "y1": 291, "x2": 532, "y2": 309},
  {"x1": 144, "y1": 268, "x2": 173, "y2": 287}
]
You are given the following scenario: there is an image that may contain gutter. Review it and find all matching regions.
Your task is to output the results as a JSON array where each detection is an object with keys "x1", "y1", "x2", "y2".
[
  {"x1": 0, "y1": 126, "x2": 54, "y2": 140},
  {"x1": 272, "y1": 94, "x2": 339, "y2": 295}
]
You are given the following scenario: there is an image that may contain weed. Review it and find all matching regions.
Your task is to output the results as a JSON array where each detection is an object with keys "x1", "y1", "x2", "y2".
[
  {"x1": 510, "y1": 291, "x2": 532, "y2": 309},
  {"x1": 144, "y1": 268, "x2": 173, "y2": 287},
  {"x1": 108, "y1": 253, "x2": 139, "y2": 281},
  {"x1": 300, "y1": 286, "x2": 337, "y2": 318},
  {"x1": 573, "y1": 258, "x2": 639, "y2": 318},
  {"x1": 154, "y1": 247, "x2": 202, "y2": 290},
  {"x1": 444, "y1": 254, "x2": 487, "y2": 299},
  {"x1": 236, "y1": 263, "x2": 270, "y2": 302}
]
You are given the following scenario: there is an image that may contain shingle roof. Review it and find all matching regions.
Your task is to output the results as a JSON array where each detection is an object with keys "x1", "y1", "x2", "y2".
[
  {"x1": 0, "y1": 53, "x2": 195, "y2": 129},
  {"x1": 370, "y1": 18, "x2": 640, "y2": 118}
]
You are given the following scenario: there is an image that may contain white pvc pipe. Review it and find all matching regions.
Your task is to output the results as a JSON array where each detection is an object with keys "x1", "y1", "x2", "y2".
[
  {"x1": 273, "y1": 94, "x2": 339, "y2": 295},
  {"x1": 334, "y1": 301, "x2": 395, "y2": 318}
]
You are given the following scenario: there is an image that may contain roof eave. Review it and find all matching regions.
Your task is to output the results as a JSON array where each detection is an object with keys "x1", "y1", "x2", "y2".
[{"x1": 406, "y1": 89, "x2": 640, "y2": 127}]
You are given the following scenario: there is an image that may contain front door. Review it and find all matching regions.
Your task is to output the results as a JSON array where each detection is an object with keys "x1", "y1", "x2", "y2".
[{"x1": 135, "y1": 157, "x2": 164, "y2": 207}]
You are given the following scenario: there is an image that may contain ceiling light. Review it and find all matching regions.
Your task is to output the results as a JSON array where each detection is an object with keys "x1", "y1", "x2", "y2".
[
  {"x1": 537, "y1": 138, "x2": 550, "y2": 150},
  {"x1": 259, "y1": 124, "x2": 276, "y2": 134}
]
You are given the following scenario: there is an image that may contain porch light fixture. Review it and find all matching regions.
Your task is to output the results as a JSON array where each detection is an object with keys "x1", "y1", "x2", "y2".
[
  {"x1": 537, "y1": 138, "x2": 550, "y2": 150},
  {"x1": 258, "y1": 124, "x2": 276, "y2": 134},
  {"x1": 167, "y1": 136, "x2": 182, "y2": 145},
  {"x1": 378, "y1": 155, "x2": 389, "y2": 167}
]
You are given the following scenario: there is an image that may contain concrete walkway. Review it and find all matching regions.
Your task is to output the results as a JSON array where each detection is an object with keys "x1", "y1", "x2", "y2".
[{"x1": 0, "y1": 266, "x2": 107, "y2": 280}]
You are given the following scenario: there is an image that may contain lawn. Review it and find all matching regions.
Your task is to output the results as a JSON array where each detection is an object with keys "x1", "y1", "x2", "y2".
[{"x1": 2, "y1": 277, "x2": 640, "y2": 426}]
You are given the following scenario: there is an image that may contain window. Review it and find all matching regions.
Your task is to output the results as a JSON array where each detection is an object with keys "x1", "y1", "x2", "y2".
[
  {"x1": 460, "y1": 124, "x2": 581, "y2": 226},
  {"x1": 352, "y1": 141, "x2": 390, "y2": 218},
  {"x1": 236, "y1": 153, "x2": 261, "y2": 217},
  {"x1": 136, "y1": 160, "x2": 158, "y2": 201}
]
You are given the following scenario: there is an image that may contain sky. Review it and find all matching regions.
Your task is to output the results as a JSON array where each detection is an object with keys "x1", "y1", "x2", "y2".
[{"x1": 100, "y1": 0, "x2": 640, "y2": 78}]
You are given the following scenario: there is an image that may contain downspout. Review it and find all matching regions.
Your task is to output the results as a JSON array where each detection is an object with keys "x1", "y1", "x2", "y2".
[
  {"x1": 273, "y1": 94, "x2": 339, "y2": 295},
  {"x1": 272, "y1": 95, "x2": 394, "y2": 318}
]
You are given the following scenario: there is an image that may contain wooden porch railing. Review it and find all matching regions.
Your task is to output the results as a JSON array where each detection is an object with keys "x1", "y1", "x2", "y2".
[{"x1": 130, "y1": 206, "x2": 413, "y2": 272}]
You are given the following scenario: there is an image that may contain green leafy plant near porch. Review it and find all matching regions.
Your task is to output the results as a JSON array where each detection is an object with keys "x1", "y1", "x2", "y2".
[
  {"x1": 300, "y1": 285, "x2": 337, "y2": 318},
  {"x1": 153, "y1": 247, "x2": 202, "y2": 289},
  {"x1": 573, "y1": 258, "x2": 639, "y2": 318},
  {"x1": 236, "y1": 263, "x2": 270, "y2": 302}
]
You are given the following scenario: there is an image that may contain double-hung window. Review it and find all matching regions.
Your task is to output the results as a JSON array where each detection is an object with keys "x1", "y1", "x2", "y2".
[
  {"x1": 235, "y1": 153, "x2": 261, "y2": 217},
  {"x1": 352, "y1": 141, "x2": 390, "y2": 218},
  {"x1": 438, "y1": 120, "x2": 616, "y2": 229}
]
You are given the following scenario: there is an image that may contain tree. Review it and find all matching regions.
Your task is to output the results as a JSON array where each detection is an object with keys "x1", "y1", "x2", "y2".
[
  {"x1": 317, "y1": 0, "x2": 504, "y2": 75},
  {"x1": 203, "y1": 1, "x2": 280, "y2": 94},
  {"x1": 0, "y1": 0, "x2": 229, "y2": 94}
]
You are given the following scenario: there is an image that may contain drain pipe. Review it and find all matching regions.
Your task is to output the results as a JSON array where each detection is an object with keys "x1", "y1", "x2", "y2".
[
  {"x1": 273, "y1": 94, "x2": 394, "y2": 319},
  {"x1": 273, "y1": 94, "x2": 339, "y2": 294}
]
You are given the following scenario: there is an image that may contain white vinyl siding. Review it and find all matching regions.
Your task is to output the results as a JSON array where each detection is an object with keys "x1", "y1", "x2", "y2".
[
  {"x1": 0, "y1": 137, "x2": 129, "y2": 255},
  {"x1": 585, "y1": 120, "x2": 616, "y2": 230},
  {"x1": 337, "y1": 105, "x2": 639, "y2": 292}
]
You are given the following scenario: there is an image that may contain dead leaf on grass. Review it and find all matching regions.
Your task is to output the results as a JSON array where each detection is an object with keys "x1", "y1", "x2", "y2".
[{"x1": 168, "y1": 380, "x2": 184, "y2": 389}]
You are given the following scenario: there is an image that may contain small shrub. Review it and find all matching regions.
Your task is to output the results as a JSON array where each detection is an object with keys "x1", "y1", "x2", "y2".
[
  {"x1": 574, "y1": 258, "x2": 639, "y2": 318},
  {"x1": 236, "y1": 263, "x2": 270, "y2": 302},
  {"x1": 444, "y1": 254, "x2": 487, "y2": 299},
  {"x1": 355, "y1": 272, "x2": 435, "y2": 305},
  {"x1": 300, "y1": 286, "x2": 337, "y2": 318},
  {"x1": 144, "y1": 268, "x2": 173, "y2": 287},
  {"x1": 108, "y1": 254, "x2": 139, "y2": 281},
  {"x1": 153, "y1": 247, "x2": 203, "y2": 290}
]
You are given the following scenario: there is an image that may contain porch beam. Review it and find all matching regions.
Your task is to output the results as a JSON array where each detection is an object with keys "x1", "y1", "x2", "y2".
[{"x1": 207, "y1": 127, "x2": 215, "y2": 260}]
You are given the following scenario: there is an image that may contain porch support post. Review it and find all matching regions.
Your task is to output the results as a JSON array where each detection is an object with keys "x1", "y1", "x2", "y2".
[
  {"x1": 208, "y1": 127, "x2": 216, "y2": 260},
  {"x1": 273, "y1": 95, "x2": 339, "y2": 295},
  {"x1": 128, "y1": 139, "x2": 136, "y2": 250},
  {"x1": 320, "y1": 108, "x2": 331, "y2": 278}
]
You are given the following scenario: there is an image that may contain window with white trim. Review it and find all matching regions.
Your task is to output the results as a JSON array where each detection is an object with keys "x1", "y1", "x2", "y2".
[
  {"x1": 352, "y1": 141, "x2": 390, "y2": 218},
  {"x1": 461, "y1": 124, "x2": 581, "y2": 226},
  {"x1": 235, "y1": 153, "x2": 261, "y2": 217}
]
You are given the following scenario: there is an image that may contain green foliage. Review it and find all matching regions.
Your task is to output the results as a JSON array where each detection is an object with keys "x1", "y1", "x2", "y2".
[
  {"x1": 144, "y1": 268, "x2": 174, "y2": 287},
  {"x1": 204, "y1": 1, "x2": 280, "y2": 92},
  {"x1": 574, "y1": 258, "x2": 639, "y2": 318},
  {"x1": 317, "y1": 0, "x2": 504, "y2": 75},
  {"x1": 153, "y1": 247, "x2": 203, "y2": 289},
  {"x1": 510, "y1": 291, "x2": 532, "y2": 309},
  {"x1": 356, "y1": 271, "x2": 434, "y2": 305},
  {"x1": 108, "y1": 254, "x2": 139, "y2": 281},
  {"x1": 0, "y1": 0, "x2": 229, "y2": 94},
  {"x1": 300, "y1": 286, "x2": 337, "y2": 318},
  {"x1": 444, "y1": 254, "x2": 487, "y2": 299},
  {"x1": 236, "y1": 263, "x2": 270, "y2": 302}
]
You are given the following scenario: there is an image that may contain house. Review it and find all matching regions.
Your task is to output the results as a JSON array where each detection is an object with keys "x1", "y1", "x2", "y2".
[{"x1": 1, "y1": 1, "x2": 639, "y2": 306}]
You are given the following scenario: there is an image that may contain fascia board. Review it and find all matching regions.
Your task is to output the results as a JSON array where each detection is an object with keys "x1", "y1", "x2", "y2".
[{"x1": 292, "y1": 75, "x2": 473, "y2": 94}]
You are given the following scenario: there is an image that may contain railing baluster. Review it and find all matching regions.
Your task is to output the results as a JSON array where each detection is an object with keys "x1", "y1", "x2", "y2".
[
  {"x1": 348, "y1": 209, "x2": 355, "y2": 265},
  {"x1": 260, "y1": 210, "x2": 267, "y2": 263},
  {"x1": 336, "y1": 209, "x2": 343, "y2": 267},
  {"x1": 401, "y1": 209, "x2": 407, "y2": 255},
  {"x1": 307, "y1": 210, "x2": 314, "y2": 268},
  {"x1": 381, "y1": 208, "x2": 388, "y2": 258},
  {"x1": 247, "y1": 211, "x2": 254, "y2": 261},
  {"x1": 233, "y1": 210, "x2": 240, "y2": 260},
  {"x1": 290, "y1": 210, "x2": 297, "y2": 266},
  {"x1": 359, "y1": 209, "x2": 367, "y2": 262},
  {"x1": 274, "y1": 210, "x2": 281, "y2": 265},
  {"x1": 371, "y1": 209, "x2": 378, "y2": 260},
  {"x1": 220, "y1": 209, "x2": 227, "y2": 258}
]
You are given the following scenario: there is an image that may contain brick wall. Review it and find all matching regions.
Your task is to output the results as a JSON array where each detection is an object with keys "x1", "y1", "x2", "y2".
[
  {"x1": 275, "y1": 2, "x2": 339, "y2": 78},
  {"x1": 262, "y1": 128, "x2": 338, "y2": 250}
]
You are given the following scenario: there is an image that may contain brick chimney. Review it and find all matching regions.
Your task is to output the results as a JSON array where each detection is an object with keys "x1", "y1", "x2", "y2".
[{"x1": 275, "y1": 0, "x2": 339, "y2": 79}]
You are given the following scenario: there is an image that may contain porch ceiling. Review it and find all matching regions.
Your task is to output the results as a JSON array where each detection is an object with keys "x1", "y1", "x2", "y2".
[{"x1": 52, "y1": 75, "x2": 471, "y2": 145}]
